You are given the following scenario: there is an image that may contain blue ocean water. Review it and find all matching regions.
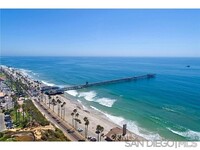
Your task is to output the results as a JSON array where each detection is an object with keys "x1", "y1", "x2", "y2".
[{"x1": 1, "y1": 56, "x2": 200, "y2": 141}]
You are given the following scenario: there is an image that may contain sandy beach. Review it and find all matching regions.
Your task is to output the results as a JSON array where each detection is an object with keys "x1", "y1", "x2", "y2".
[{"x1": 43, "y1": 93, "x2": 145, "y2": 141}]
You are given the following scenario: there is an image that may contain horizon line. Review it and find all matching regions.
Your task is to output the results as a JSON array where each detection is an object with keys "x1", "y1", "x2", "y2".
[{"x1": 1, "y1": 55, "x2": 200, "y2": 58}]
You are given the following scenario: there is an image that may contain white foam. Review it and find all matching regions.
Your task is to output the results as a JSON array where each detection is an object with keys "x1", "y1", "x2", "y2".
[
  {"x1": 95, "y1": 97, "x2": 116, "y2": 107},
  {"x1": 77, "y1": 99, "x2": 82, "y2": 103},
  {"x1": 78, "y1": 91, "x2": 96, "y2": 101},
  {"x1": 90, "y1": 106, "x2": 161, "y2": 141},
  {"x1": 90, "y1": 106, "x2": 104, "y2": 113},
  {"x1": 41, "y1": 80, "x2": 55, "y2": 86},
  {"x1": 18, "y1": 68, "x2": 32, "y2": 77},
  {"x1": 77, "y1": 99, "x2": 88, "y2": 110},
  {"x1": 162, "y1": 107, "x2": 176, "y2": 113},
  {"x1": 65, "y1": 90, "x2": 78, "y2": 96},
  {"x1": 167, "y1": 128, "x2": 200, "y2": 140}
]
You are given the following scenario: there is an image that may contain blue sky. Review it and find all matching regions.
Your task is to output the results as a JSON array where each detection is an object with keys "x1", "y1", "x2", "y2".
[{"x1": 1, "y1": 9, "x2": 200, "y2": 57}]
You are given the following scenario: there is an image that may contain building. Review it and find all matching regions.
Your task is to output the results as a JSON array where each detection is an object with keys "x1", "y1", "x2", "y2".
[
  {"x1": 105, "y1": 127, "x2": 145, "y2": 141},
  {"x1": 0, "y1": 92, "x2": 5, "y2": 99}
]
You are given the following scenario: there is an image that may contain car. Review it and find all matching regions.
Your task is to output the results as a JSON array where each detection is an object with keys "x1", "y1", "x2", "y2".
[
  {"x1": 66, "y1": 129, "x2": 71, "y2": 132},
  {"x1": 68, "y1": 130, "x2": 75, "y2": 134},
  {"x1": 5, "y1": 121, "x2": 12, "y2": 125},
  {"x1": 77, "y1": 128, "x2": 83, "y2": 132},
  {"x1": 4, "y1": 117, "x2": 11, "y2": 122},
  {"x1": 4, "y1": 112, "x2": 10, "y2": 115},
  {"x1": 6, "y1": 122, "x2": 13, "y2": 129},
  {"x1": 90, "y1": 137, "x2": 97, "y2": 141}
]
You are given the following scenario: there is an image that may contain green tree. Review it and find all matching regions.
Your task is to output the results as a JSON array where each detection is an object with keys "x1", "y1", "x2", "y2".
[
  {"x1": 74, "y1": 118, "x2": 81, "y2": 130},
  {"x1": 22, "y1": 104, "x2": 25, "y2": 121},
  {"x1": 48, "y1": 95, "x2": 51, "y2": 109},
  {"x1": 96, "y1": 125, "x2": 104, "y2": 141},
  {"x1": 83, "y1": 117, "x2": 89, "y2": 138},
  {"x1": 71, "y1": 112, "x2": 74, "y2": 127},
  {"x1": 56, "y1": 99, "x2": 62, "y2": 117},
  {"x1": 74, "y1": 113, "x2": 79, "y2": 129},
  {"x1": 51, "y1": 99, "x2": 56, "y2": 112},
  {"x1": 61, "y1": 102, "x2": 66, "y2": 120}
]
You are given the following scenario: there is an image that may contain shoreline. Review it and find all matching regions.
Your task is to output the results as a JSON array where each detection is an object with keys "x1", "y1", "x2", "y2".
[
  {"x1": 1, "y1": 65, "x2": 146, "y2": 141},
  {"x1": 54, "y1": 93, "x2": 145, "y2": 141}
]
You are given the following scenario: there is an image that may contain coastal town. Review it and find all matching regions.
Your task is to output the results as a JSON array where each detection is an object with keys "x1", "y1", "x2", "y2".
[{"x1": 0, "y1": 65, "x2": 144, "y2": 141}]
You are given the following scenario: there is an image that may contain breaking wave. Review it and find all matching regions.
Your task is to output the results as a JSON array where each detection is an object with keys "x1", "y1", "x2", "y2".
[
  {"x1": 167, "y1": 128, "x2": 200, "y2": 140},
  {"x1": 65, "y1": 90, "x2": 78, "y2": 96},
  {"x1": 90, "y1": 106, "x2": 161, "y2": 141},
  {"x1": 95, "y1": 98, "x2": 116, "y2": 107},
  {"x1": 78, "y1": 91, "x2": 116, "y2": 107},
  {"x1": 77, "y1": 99, "x2": 88, "y2": 110},
  {"x1": 41, "y1": 80, "x2": 55, "y2": 86},
  {"x1": 78, "y1": 91, "x2": 97, "y2": 101}
]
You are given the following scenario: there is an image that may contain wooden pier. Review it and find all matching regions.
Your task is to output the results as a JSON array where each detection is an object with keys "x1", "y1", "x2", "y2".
[{"x1": 61, "y1": 74, "x2": 156, "y2": 91}]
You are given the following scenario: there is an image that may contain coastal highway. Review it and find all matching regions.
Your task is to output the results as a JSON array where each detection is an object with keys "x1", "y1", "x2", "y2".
[{"x1": 32, "y1": 99, "x2": 85, "y2": 141}]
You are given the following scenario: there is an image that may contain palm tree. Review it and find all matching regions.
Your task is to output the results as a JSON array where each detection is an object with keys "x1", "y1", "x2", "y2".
[
  {"x1": 71, "y1": 112, "x2": 75, "y2": 127},
  {"x1": 44, "y1": 92, "x2": 47, "y2": 104},
  {"x1": 61, "y1": 102, "x2": 66, "y2": 120},
  {"x1": 83, "y1": 117, "x2": 89, "y2": 138},
  {"x1": 75, "y1": 112, "x2": 79, "y2": 118},
  {"x1": 57, "y1": 99, "x2": 62, "y2": 116},
  {"x1": 73, "y1": 109, "x2": 77, "y2": 114},
  {"x1": 48, "y1": 95, "x2": 51, "y2": 109},
  {"x1": 75, "y1": 113, "x2": 79, "y2": 129},
  {"x1": 111, "y1": 134, "x2": 117, "y2": 141},
  {"x1": 51, "y1": 98, "x2": 56, "y2": 112},
  {"x1": 96, "y1": 125, "x2": 104, "y2": 141},
  {"x1": 74, "y1": 118, "x2": 81, "y2": 130},
  {"x1": 14, "y1": 102, "x2": 20, "y2": 123},
  {"x1": 22, "y1": 104, "x2": 25, "y2": 121}
]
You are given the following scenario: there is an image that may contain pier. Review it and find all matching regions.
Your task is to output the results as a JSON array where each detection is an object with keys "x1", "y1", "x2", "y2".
[
  {"x1": 61, "y1": 74, "x2": 156, "y2": 91},
  {"x1": 43, "y1": 74, "x2": 156, "y2": 95}
]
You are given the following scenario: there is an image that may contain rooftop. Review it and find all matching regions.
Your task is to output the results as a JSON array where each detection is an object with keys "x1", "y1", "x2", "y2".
[{"x1": 0, "y1": 92, "x2": 5, "y2": 98}]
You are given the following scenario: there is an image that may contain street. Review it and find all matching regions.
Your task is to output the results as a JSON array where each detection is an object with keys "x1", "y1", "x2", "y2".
[{"x1": 32, "y1": 99, "x2": 85, "y2": 141}]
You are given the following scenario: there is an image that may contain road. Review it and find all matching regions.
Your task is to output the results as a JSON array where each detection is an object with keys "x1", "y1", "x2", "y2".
[
  {"x1": 32, "y1": 99, "x2": 85, "y2": 141},
  {"x1": 0, "y1": 113, "x2": 6, "y2": 132}
]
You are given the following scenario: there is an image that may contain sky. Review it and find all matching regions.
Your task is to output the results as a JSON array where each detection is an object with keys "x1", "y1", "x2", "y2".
[{"x1": 0, "y1": 9, "x2": 200, "y2": 57}]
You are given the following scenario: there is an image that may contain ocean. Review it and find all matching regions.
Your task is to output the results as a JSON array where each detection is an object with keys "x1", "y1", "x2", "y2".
[{"x1": 1, "y1": 56, "x2": 200, "y2": 141}]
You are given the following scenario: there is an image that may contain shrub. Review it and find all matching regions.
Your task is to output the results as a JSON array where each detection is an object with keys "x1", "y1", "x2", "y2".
[{"x1": 0, "y1": 132, "x2": 4, "y2": 138}]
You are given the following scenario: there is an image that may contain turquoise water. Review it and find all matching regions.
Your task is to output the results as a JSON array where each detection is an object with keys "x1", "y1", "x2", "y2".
[{"x1": 1, "y1": 56, "x2": 200, "y2": 141}]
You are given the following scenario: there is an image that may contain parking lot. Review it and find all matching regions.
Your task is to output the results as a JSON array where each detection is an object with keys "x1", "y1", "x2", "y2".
[{"x1": 4, "y1": 112, "x2": 13, "y2": 129}]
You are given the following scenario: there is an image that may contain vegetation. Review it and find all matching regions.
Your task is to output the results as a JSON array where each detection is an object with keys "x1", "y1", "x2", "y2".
[
  {"x1": 23, "y1": 100, "x2": 49, "y2": 126},
  {"x1": 83, "y1": 117, "x2": 89, "y2": 138},
  {"x1": 0, "y1": 128, "x2": 70, "y2": 141},
  {"x1": 51, "y1": 98, "x2": 56, "y2": 112},
  {"x1": 0, "y1": 72, "x2": 6, "y2": 78},
  {"x1": 56, "y1": 99, "x2": 62, "y2": 116},
  {"x1": 96, "y1": 125, "x2": 104, "y2": 141},
  {"x1": 71, "y1": 112, "x2": 75, "y2": 127},
  {"x1": 9, "y1": 99, "x2": 49, "y2": 128},
  {"x1": 40, "y1": 128, "x2": 69, "y2": 141},
  {"x1": 60, "y1": 102, "x2": 66, "y2": 120}
]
